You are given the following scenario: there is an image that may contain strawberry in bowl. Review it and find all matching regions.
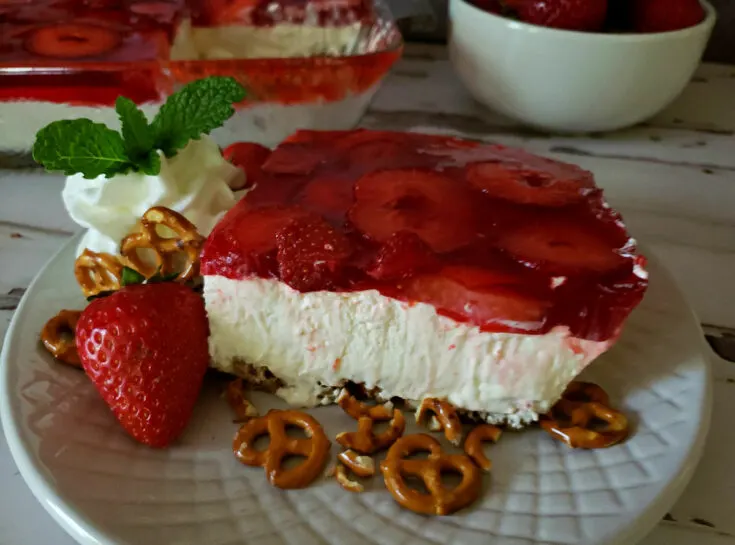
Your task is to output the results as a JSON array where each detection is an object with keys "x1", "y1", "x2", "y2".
[{"x1": 473, "y1": 0, "x2": 706, "y2": 32}]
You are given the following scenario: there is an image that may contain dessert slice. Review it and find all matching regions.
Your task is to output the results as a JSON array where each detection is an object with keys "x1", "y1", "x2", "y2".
[{"x1": 201, "y1": 130, "x2": 647, "y2": 427}]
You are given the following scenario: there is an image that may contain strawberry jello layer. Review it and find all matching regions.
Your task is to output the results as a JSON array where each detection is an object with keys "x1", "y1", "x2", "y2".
[{"x1": 202, "y1": 130, "x2": 648, "y2": 425}]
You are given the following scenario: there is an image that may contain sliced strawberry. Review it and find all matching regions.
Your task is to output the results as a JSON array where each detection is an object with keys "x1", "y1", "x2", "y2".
[
  {"x1": 261, "y1": 143, "x2": 327, "y2": 176},
  {"x1": 243, "y1": 173, "x2": 309, "y2": 208},
  {"x1": 279, "y1": 130, "x2": 424, "y2": 174},
  {"x1": 222, "y1": 142, "x2": 271, "y2": 190},
  {"x1": 344, "y1": 138, "x2": 423, "y2": 173},
  {"x1": 405, "y1": 265, "x2": 552, "y2": 332},
  {"x1": 276, "y1": 214, "x2": 353, "y2": 292},
  {"x1": 283, "y1": 130, "x2": 346, "y2": 144},
  {"x1": 494, "y1": 218, "x2": 628, "y2": 275},
  {"x1": 367, "y1": 231, "x2": 440, "y2": 281},
  {"x1": 466, "y1": 159, "x2": 595, "y2": 207},
  {"x1": 300, "y1": 176, "x2": 355, "y2": 219},
  {"x1": 201, "y1": 204, "x2": 309, "y2": 278},
  {"x1": 24, "y1": 23, "x2": 121, "y2": 59},
  {"x1": 349, "y1": 169, "x2": 475, "y2": 253}
]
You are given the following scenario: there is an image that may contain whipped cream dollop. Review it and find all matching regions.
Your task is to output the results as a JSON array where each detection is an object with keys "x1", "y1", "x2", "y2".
[{"x1": 63, "y1": 136, "x2": 243, "y2": 256}]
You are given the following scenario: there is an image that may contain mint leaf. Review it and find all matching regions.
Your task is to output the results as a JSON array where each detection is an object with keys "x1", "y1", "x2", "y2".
[
  {"x1": 135, "y1": 149, "x2": 162, "y2": 176},
  {"x1": 151, "y1": 76, "x2": 246, "y2": 157},
  {"x1": 121, "y1": 266, "x2": 146, "y2": 286},
  {"x1": 116, "y1": 97, "x2": 154, "y2": 156},
  {"x1": 116, "y1": 97, "x2": 162, "y2": 176},
  {"x1": 32, "y1": 119, "x2": 133, "y2": 179}
]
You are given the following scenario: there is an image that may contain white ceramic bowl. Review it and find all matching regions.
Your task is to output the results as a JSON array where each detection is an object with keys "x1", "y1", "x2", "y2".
[{"x1": 448, "y1": 0, "x2": 716, "y2": 133}]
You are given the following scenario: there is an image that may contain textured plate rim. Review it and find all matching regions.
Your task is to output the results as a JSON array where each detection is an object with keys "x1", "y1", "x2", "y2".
[{"x1": 0, "y1": 233, "x2": 714, "y2": 545}]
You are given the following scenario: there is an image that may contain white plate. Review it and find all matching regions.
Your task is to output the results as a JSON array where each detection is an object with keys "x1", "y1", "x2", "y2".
[{"x1": 1, "y1": 234, "x2": 713, "y2": 545}]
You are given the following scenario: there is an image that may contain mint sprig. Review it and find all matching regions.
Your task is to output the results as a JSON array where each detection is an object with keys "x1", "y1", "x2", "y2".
[
  {"x1": 116, "y1": 97, "x2": 161, "y2": 176},
  {"x1": 32, "y1": 76, "x2": 246, "y2": 179},
  {"x1": 152, "y1": 77, "x2": 246, "y2": 158}
]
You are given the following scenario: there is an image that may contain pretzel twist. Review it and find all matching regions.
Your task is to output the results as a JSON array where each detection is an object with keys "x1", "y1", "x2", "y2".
[
  {"x1": 233, "y1": 409, "x2": 331, "y2": 489},
  {"x1": 334, "y1": 449, "x2": 375, "y2": 493},
  {"x1": 540, "y1": 382, "x2": 629, "y2": 449},
  {"x1": 337, "y1": 412, "x2": 406, "y2": 454},
  {"x1": 380, "y1": 433, "x2": 482, "y2": 515},
  {"x1": 120, "y1": 206, "x2": 204, "y2": 281},
  {"x1": 337, "y1": 389, "x2": 393, "y2": 420},
  {"x1": 416, "y1": 398, "x2": 463, "y2": 446},
  {"x1": 40, "y1": 310, "x2": 82, "y2": 368},
  {"x1": 226, "y1": 378, "x2": 259, "y2": 422},
  {"x1": 74, "y1": 249, "x2": 124, "y2": 297},
  {"x1": 464, "y1": 424, "x2": 502, "y2": 471},
  {"x1": 336, "y1": 391, "x2": 405, "y2": 454}
]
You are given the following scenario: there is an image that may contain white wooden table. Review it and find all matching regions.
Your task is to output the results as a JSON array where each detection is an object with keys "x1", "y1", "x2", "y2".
[{"x1": 0, "y1": 44, "x2": 734, "y2": 544}]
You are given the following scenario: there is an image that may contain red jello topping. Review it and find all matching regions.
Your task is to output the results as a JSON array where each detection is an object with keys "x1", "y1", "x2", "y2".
[
  {"x1": 1, "y1": 1, "x2": 401, "y2": 108},
  {"x1": 0, "y1": 0, "x2": 184, "y2": 105},
  {"x1": 201, "y1": 130, "x2": 648, "y2": 341},
  {"x1": 0, "y1": 0, "x2": 183, "y2": 63}
]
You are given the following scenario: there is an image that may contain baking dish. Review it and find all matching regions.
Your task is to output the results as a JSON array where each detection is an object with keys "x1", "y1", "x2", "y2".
[{"x1": 0, "y1": 0, "x2": 403, "y2": 158}]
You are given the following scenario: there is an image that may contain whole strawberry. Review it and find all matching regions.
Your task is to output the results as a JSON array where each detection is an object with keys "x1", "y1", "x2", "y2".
[
  {"x1": 76, "y1": 282, "x2": 210, "y2": 448},
  {"x1": 222, "y1": 142, "x2": 271, "y2": 190},
  {"x1": 504, "y1": 0, "x2": 608, "y2": 31},
  {"x1": 275, "y1": 214, "x2": 352, "y2": 292},
  {"x1": 634, "y1": 0, "x2": 704, "y2": 33}
]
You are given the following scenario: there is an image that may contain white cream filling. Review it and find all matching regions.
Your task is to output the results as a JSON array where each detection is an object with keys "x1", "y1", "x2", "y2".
[
  {"x1": 170, "y1": 20, "x2": 362, "y2": 60},
  {"x1": 205, "y1": 276, "x2": 612, "y2": 423}
]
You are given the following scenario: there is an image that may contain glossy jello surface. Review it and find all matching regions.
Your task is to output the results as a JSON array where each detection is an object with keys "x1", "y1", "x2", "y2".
[{"x1": 204, "y1": 130, "x2": 648, "y2": 342}]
